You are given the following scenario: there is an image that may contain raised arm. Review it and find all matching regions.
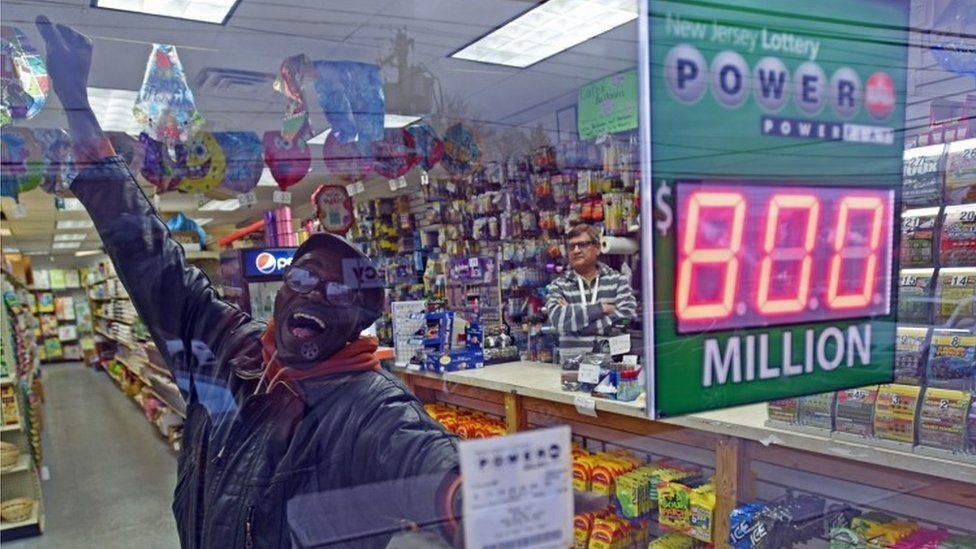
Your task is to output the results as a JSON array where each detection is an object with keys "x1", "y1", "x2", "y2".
[{"x1": 37, "y1": 17, "x2": 261, "y2": 398}]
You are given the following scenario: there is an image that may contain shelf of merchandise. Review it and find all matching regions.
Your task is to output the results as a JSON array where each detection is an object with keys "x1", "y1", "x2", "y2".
[
  {"x1": 396, "y1": 362, "x2": 976, "y2": 544},
  {"x1": 1, "y1": 454, "x2": 32, "y2": 475},
  {"x1": 150, "y1": 389, "x2": 186, "y2": 419},
  {"x1": 95, "y1": 313, "x2": 136, "y2": 325},
  {"x1": 114, "y1": 355, "x2": 152, "y2": 386},
  {"x1": 0, "y1": 499, "x2": 42, "y2": 533},
  {"x1": 185, "y1": 250, "x2": 221, "y2": 261},
  {"x1": 0, "y1": 376, "x2": 13, "y2": 386},
  {"x1": 0, "y1": 423, "x2": 22, "y2": 433}
]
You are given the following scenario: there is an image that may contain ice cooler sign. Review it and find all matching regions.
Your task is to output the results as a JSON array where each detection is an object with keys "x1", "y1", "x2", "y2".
[{"x1": 641, "y1": 0, "x2": 908, "y2": 417}]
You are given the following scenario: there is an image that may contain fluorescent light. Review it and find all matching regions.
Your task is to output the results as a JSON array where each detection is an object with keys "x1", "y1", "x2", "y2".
[
  {"x1": 57, "y1": 198, "x2": 85, "y2": 212},
  {"x1": 52, "y1": 242, "x2": 83, "y2": 250},
  {"x1": 75, "y1": 250, "x2": 102, "y2": 257},
  {"x1": 54, "y1": 233, "x2": 87, "y2": 242},
  {"x1": 452, "y1": 0, "x2": 637, "y2": 68},
  {"x1": 87, "y1": 87, "x2": 141, "y2": 134},
  {"x1": 25, "y1": 251, "x2": 49, "y2": 256},
  {"x1": 92, "y1": 0, "x2": 241, "y2": 25},
  {"x1": 385, "y1": 114, "x2": 422, "y2": 128},
  {"x1": 193, "y1": 218, "x2": 213, "y2": 226},
  {"x1": 3, "y1": 248, "x2": 20, "y2": 254},
  {"x1": 0, "y1": 228, "x2": 10, "y2": 236},
  {"x1": 56, "y1": 220, "x2": 95, "y2": 229},
  {"x1": 199, "y1": 199, "x2": 240, "y2": 212}
]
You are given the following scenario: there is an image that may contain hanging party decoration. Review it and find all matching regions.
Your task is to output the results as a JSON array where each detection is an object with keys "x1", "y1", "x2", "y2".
[
  {"x1": 263, "y1": 130, "x2": 311, "y2": 190},
  {"x1": 140, "y1": 132, "x2": 185, "y2": 193},
  {"x1": 273, "y1": 54, "x2": 313, "y2": 142},
  {"x1": 312, "y1": 61, "x2": 384, "y2": 144},
  {"x1": 372, "y1": 128, "x2": 418, "y2": 179},
  {"x1": 1, "y1": 26, "x2": 49, "y2": 126},
  {"x1": 32, "y1": 128, "x2": 76, "y2": 194},
  {"x1": 312, "y1": 184, "x2": 354, "y2": 234},
  {"x1": 133, "y1": 44, "x2": 205, "y2": 143},
  {"x1": 442, "y1": 123, "x2": 482, "y2": 176},
  {"x1": 166, "y1": 212, "x2": 207, "y2": 249},
  {"x1": 322, "y1": 131, "x2": 373, "y2": 182},
  {"x1": 105, "y1": 131, "x2": 144, "y2": 174},
  {"x1": 930, "y1": 0, "x2": 976, "y2": 78},
  {"x1": 213, "y1": 132, "x2": 262, "y2": 194},
  {"x1": 1, "y1": 127, "x2": 44, "y2": 196},
  {"x1": 406, "y1": 122, "x2": 444, "y2": 172},
  {"x1": 176, "y1": 132, "x2": 225, "y2": 194}
]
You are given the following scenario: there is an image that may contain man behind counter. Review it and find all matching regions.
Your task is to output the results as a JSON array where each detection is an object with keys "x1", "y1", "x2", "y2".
[{"x1": 545, "y1": 224, "x2": 637, "y2": 359}]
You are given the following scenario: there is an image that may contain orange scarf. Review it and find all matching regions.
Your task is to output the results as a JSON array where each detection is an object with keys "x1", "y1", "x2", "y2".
[{"x1": 258, "y1": 320, "x2": 381, "y2": 393}]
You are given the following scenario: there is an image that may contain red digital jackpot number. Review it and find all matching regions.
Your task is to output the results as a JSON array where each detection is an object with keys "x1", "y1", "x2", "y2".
[
  {"x1": 676, "y1": 192, "x2": 746, "y2": 321},
  {"x1": 827, "y1": 196, "x2": 885, "y2": 309},
  {"x1": 756, "y1": 195, "x2": 820, "y2": 314},
  {"x1": 674, "y1": 182, "x2": 893, "y2": 334}
]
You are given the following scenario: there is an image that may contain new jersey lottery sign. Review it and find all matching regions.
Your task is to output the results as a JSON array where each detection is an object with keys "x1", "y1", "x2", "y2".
[{"x1": 640, "y1": 0, "x2": 909, "y2": 417}]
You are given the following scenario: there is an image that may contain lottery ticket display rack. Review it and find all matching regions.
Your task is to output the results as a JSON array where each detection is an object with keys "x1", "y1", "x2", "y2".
[{"x1": 395, "y1": 362, "x2": 976, "y2": 547}]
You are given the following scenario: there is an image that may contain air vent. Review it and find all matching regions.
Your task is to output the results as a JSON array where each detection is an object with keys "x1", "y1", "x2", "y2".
[{"x1": 194, "y1": 67, "x2": 276, "y2": 98}]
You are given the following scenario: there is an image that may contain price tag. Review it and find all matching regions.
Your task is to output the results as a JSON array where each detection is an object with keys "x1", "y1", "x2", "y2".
[
  {"x1": 607, "y1": 333, "x2": 631, "y2": 355},
  {"x1": 622, "y1": 354, "x2": 639, "y2": 366},
  {"x1": 345, "y1": 183, "x2": 358, "y2": 196},
  {"x1": 459, "y1": 426, "x2": 573, "y2": 549},
  {"x1": 469, "y1": 257, "x2": 480, "y2": 268},
  {"x1": 577, "y1": 363, "x2": 601, "y2": 384},
  {"x1": 397, "y1": 176, "x2": 408, "y2": 189},
  {"x1": 237, "y1": 191, "x2": 257, "y2": 208},
  {"x1": 355, "y1": 181, "x2": 365, "y2": 194},
  {"x1": 12, "y1": 203, "x2": 27, "y2": 218},
  {"x1": 421, "y1": 171, "x2": 430, "y2": 186},
  {"x1": 574, "y1": 395, "x2": 597, "y2": 417},
  {"x1": 273, "y1": 190, "x2": 292, "y2": 204},
  {"x1": 389, "y1": 179, "x2": 398, "y2": 191}
]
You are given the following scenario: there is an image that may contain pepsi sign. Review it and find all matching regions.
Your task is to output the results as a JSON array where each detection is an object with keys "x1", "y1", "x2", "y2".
[{"x1": 241, "y1": 248, "x2": 297, "y2": 280}]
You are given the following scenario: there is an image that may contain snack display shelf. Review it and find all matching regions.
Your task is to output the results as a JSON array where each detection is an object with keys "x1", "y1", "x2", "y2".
[
  {"x1": 95, "y1": 314, "x2": 136, "y2": 325},
  {"x1": 114, "y1": 355, "x2": 152, "y2": 386},
  {"x1": 0, "y1": 376, "x2": 13, "y2": 386},
  {"x1": 184, "y1": 251, "x2": 221, "y2": 261},
  {"x1": 0, "y1": 499, "x2": 41, "y2": 533},
  {"x1": 0, "y1": 423, "x2": 22, "y2": 433},
  {"x1": 1, "y1": 454, "x2": 31, "y2": 475},
  {"x1": 150, "y1": 389, "x2": 186, "y2": 419}
]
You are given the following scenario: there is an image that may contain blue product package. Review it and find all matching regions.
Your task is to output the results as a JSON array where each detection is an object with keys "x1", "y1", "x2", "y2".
[
  {"x1": 312, "y1": 61, "x2": 384, "y2": 144},
  {"x1": 729, "y1": 503, "x2": 770, "y2": 549}
]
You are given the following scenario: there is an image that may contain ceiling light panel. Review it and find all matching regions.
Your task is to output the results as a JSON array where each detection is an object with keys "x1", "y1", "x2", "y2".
[
  {"x1": 75, "y1": 250, "x2": 102, "y2": 257},
  {"x1": 56, "y1": 220, "x2": 95, "y2": 229},
  {"x1": 92, "y1": 0, "x2": 241, "y2": 25},
  {"x1": 199, "y1": 199, "x2": 241, "y2": 212},
  {"x1": 58, "y1": 198, "x2": 85, "y2": 212},
  {"x1": 3, "y1": 248, "x2": 20, "y2": 254},
  {"x1": 87, "y1": 87, "x2": 141, "y2": 135},
  {"x1": 54, "y1": 233, "x2": 88, "y2": 242},
  {"x1": 452, "y1": 0, "x2": 637, "y2": 68},
  {"x1": 53, "y1": 242, "x2": 83, "y2": 250}
]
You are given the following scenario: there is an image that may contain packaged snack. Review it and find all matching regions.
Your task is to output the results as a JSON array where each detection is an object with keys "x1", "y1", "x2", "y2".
[
  {"x1": 945, "y1": 138, "x2": 976, "y2": 204},
  {"x1": 874, "y1": 385, "x2": 922, "y2": 444},
  {"x1": 926, "y1": 330, "x2": 976, "y2": 390},
  {"x1": 834, "y1": 386, "x2": 880, "y2": 437},
  {"x1": 940, "y1": 205, "x2": 976, "y2": 267},
  {"x1": 657, "y1": 481, "x2": 692, "y2": 532},
  {"x1": 895, "y1": 327, "x2": 929, "y2": 385},
  {"x1": 902, "y1": 144, "x2": 945, "y2": 207},
  {"x1": 850, "y1": 511, "x2": 895, "y2": 541},
  {"x1": 729, "y1": 502, "x2": 771, "y2": 549},
  {"x1": 767, "y1": 398, "x2": 800, "y2": 423},
  {"x1": 647, "y1": 532, "x2": 695, "y2": 548},
  {"x1": 897, "y1": 269, "x2": 935, "y2": 324},
  {"x1": 574, "y1": 512, "x2": 596, "y2": 549},
  {"x1": 918, "y1": 388, "x2": 971, "y2": 452},
  {"x1": 688, "y1": 484, "x2": 716, "y2": 543},
  {"x1": 935, "y1": 268, "x2": 976, "y2": 325},
  {"x1": 614, "y1": 473, "x2": 641, "y2": 519},
  {"x1": 900, "y1": 208, "x2": 939, "y2": 268},
  {"x1": 588, "y1": 517, "x2": 626, "y2": 549},
  {"x1": 798, "y1": 393, "x2": 835, "y2": 430}
]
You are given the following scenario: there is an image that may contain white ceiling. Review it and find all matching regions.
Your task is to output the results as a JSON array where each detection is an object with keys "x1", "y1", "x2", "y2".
[{"x1": 1, "y1": 0, "x2": 973, "y2": 262}]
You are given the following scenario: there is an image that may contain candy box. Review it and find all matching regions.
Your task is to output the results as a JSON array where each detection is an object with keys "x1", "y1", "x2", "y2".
[
  {"x1": 688, "y1": 485, "x2": 717, "y2": 543},
  {"x1": 658, "y1": 481, "x2": 692, "y2": 533}
]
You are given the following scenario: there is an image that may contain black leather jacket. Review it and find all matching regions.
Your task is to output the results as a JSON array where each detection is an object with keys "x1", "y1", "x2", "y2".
[{"x1": 72, "y1": 157, "x2": 460, "y2": 548}]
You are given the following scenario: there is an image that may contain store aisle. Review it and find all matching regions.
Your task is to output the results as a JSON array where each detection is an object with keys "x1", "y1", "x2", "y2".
[{"x1": 8, "y1": 363, "x2": 179, "y2": 549}]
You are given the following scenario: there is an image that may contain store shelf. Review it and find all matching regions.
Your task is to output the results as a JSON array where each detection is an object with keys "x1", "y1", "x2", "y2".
[
  {"x1": 0, "y1": 423, "x2": 22, "y2": 433},
  {"x1": 150, "y1": 389, "x2": 186, "y2": 419},
  {"x1": 1, "y1": 454, "x2": 31, "y2": 475},
  {"x1": 0, "y1": 499, "x2": 40, "y2": 532},
  {"x1": 115, "y1": 355, "x2": 152, "y2": 386},
  {"x1": 96, "y1": 314, "x2": 136, "y2": 325},
  {"x1": 185, "y1": 251, "x2": 220, "y2": 261},
  {"x1": 0, "y1": 376, "x2": 13, "y2": 386}
]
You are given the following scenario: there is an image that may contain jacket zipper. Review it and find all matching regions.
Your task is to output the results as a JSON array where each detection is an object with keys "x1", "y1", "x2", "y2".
[{"x1": 245, "y1": 505, "x2": 254, "y2": 549}]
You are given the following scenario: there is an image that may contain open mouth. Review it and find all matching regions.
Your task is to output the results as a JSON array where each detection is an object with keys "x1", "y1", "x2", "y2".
[
  {"x1": 287, "y1": 311, "x2": 326, "y2": 339},
  {"x1": 185, "y1": 159, "x2": 212, "y2": 178}
]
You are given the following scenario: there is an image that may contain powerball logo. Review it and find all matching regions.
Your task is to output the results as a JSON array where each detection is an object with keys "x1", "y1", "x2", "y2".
[{"x1": 255, "y1": 252, "x2": 292, "y2": 275}]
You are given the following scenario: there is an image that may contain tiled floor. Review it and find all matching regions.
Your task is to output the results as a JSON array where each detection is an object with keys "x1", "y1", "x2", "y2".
[{"x1": 6, "y1": 362, "x2": 179, "y2": 549}]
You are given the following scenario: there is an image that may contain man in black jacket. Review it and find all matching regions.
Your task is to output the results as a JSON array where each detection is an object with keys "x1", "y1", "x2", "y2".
[{"x1": 36, "y1": 17, "x2": 461, "y2": 548}]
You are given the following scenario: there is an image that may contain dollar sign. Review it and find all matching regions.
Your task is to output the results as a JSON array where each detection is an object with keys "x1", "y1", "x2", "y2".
[{"x1": 655, "y1": 180, "x2": 673, "y2": 237}]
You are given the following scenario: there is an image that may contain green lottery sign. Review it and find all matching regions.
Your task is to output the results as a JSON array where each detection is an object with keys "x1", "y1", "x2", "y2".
[
  {"x1": 641, "y1": 0, "x2": 909, "y2": 417},
  {"x1": 578, "y1": 70, "x2": 639, "y2": 140}
]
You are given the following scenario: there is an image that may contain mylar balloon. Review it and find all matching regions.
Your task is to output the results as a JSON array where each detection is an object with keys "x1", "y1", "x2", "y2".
[
  {"x1": 176, "y1": 132, "x2": 225, "y2": 194},
  {"x1": 32, "y1": 128, "x2": 76, "y2": 194},
  {"x1": 1, "y1": 26, "x2": 49, "y2": 126},
  {"x1": 442, "y1": 123, "x2": 482, "y2": 176},
  {"x1": 133, "y1": 44, "x2": 205, "y2": 143},
  {"x1": 214, "y1": 132, "x2": 262, "y2": 194},
  {"x1": 140, "y1": 132, "x2": 185, "y2": 193},
  {"x1": 407, "y1": 122, "x2": 444, "y2": 172},
  {"x1": 263, "y1": 130, "x2": 311, "y2": 190},
  {"x1": 312, "y1": 61, "x2": 384, "y2": 144},
  {"x1": 1, "y1": 127, "x2": 44, "y2": 195},
  {"x1": 372, "y1": 128, "x2": 418, "y2": 179},
  {"x1": 322, "y1": 132, "x2": 372, "y2": 182},
  {"x1": 312, "y1": 184, "x2": 354, "y2": 234}
]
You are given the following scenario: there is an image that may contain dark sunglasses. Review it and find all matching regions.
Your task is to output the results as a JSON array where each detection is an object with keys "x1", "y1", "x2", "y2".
[{"x1": 284, "y1": 267, "x2": 359, "y2": 306}]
